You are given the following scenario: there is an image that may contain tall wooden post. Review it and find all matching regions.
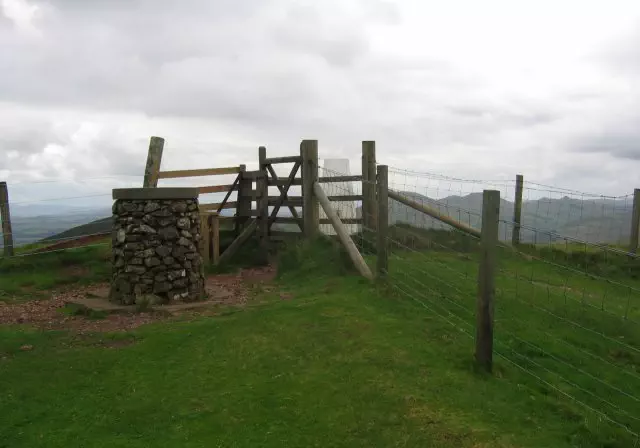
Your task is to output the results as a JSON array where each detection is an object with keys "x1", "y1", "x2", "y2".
[
  {"x1": 512, "y1": 174, "x2": 524, "y2": 245},
  {"x1": 630, "y1": 189, "x2": 640, "y2": 254},
  {"x1": 301, "y1": 140, "x2": 319, "y2": 238},
  {"x1": 143, "y1": 136, "x2": 165, "y2": 188},
  {"x1": 0, "y1": 182, "x2": 14, "y2": 257},
  {"x1": 376, "y1": 165, "x2": 389, "y2": 277},
  {"x1": 362, "y1": 141, "x2": 377, "y2": 232},
  {"x1": 236, "y1": 164, "x2": 251, "y2": 236},
  {"x1": 211, "y1": 213, "x2": 220, "y2": 265},
  {"x1": 258, "y1": 147, "x2": 269, "y2": 261},
  {"x1": 476, "y1": 190, "x2": 500, "y2": 373}
]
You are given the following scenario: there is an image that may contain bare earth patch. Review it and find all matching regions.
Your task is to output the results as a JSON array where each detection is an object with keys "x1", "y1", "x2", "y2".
[{"x1": 0, "y1": 265, "x2": 278, "y2": 333}]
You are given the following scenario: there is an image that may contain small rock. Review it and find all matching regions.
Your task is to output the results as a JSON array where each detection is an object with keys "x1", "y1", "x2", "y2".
[
  {"x1": 177, "y1": 217, "x2": 190, "y2": 229},
  {"x1": 171, "y1": 202, "x2": 188, "y2": 213},
  {"x1": 116, "y1": 229, "x2": 126, "y2": 244},
  {"x1": 167, "y1": 269, "x2": 186, "y2": 281},
  {"x1": 151, "y1": 208, "x2": 173, "y2": 218},
  {"x1": 125, "y1": 265, "x2": 146, "y2": 275},
  {"x1": 155, "y1": 245, "x2": 172, "y2": 257},
  {"x1": 181, "y1": 230, "x2": 192, "y2": 239},
  {"x1": 20, "y1": 345, "x2": 34, "y2": 351},
  {"x1": 138, "y1": 224, "x2": 157, "y2": 235},
  {"x1": 129, "y1": 257, "x2": 143, "y2": 265},
  {"x1": 144, "y1": 257, "x2": 161, "y2": 267},
  {"x1": 163, "y1": 256, "x2": 176, "y2": 265},
  {"x1": 153, "y1": 282, "x2": 172, "y2": 294},
  {"x1": 159, "y1": 227, "x2": 180, "y2": 241},
  {"x1": 177, "y1": 237, "x2": 191, "y2": 247},
  {"x1": 144, "y1": 202, "x2": 161, "y2": 213}
]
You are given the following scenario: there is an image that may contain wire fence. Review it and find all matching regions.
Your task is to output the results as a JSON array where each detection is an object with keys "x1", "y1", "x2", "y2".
[
  {"x1": 310, "y1": 165, "x2": 640, "y2": 445},
  {"x1": 388, "y1": 167, "x2": 636, "y2": 248}
]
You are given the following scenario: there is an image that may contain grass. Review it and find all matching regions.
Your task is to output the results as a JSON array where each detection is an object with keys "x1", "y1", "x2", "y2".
[
  {"x1": 0, "y1": 244, "x2": 111, "y2": 302},
  {"x1": 0, "y1": 237, "x2": 638, "y2": 446}
]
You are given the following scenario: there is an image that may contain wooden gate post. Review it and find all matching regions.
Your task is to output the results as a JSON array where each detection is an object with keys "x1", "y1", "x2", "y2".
[
  {"x1": 476, "y1": 189, "x2": 500, "y2": 373},
  {"x1": 512, "y1": 174, "x2": 524, "y2": 245},
  {"x1": 376, "y1": 165, "x2": 389, "y2": 277},
  {"x1": 143, "y1": 136, "x2": 165, "y2": 188},
  {"x1": 0, "y1": 182, "x2": 14, "y2": 257},
  {"x1": 301, "y1": 140, "x2": 319, "y2": 238},
  {"x1": 630, "y1": 189, "x2": 640, "y2": 254},
  {"x1": 236, "y1": 164, "x2": 251, "y2": 236},
  {"x1": 362, "y1": 141, "x2": 377, "y2": 232},
  {"x1": 258, "y1": 147, "x2": 269, "y2": 260}
]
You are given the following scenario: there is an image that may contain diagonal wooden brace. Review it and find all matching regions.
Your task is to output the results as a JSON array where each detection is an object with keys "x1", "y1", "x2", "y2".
[{"x1": 267, "y1": 161, "x2": 303, "y2": 230}]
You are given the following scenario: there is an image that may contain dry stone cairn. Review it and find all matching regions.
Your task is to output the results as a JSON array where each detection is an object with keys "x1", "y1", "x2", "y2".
[{"x1": 109, "y1": 188, "x2": 206, "y2": 305}]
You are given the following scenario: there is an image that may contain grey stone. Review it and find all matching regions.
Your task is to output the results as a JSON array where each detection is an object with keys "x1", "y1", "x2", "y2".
[
  {"x1": 144, "y1": 257, "x2": 161, "y2": 267},
  {"x1": 151, "y1": 208, "x2": 173, "y2": 218},
  {"x1": 116, "y1": 229, "x2": 126, "y2": 244},
  {"x1": 177, "y1": 217, "x2": 190, "y2": 229},
  {"x1": 163, "y1": 256, "x2": 176, "y2": 265},
  {"x1": 181, "y1": 230, "x2": 192, "y2": 239},
  {"x1": 184, "y1": 261, "x2": 192, "y2": 270},
  {"x1": 129, "y1": 257, "x2": 143, "y2": 265},
  {"x1": 172, "y1": 247, "x2": 188, "y2": 258},
  {"x1": 167, "y1": 269, "x2": 186, "y2": 281},
  {"x1": 187, "y1": 204, "x2": 198, "y2": 211},
  {"x1": 124, "y1": 242, "x2": 143, "y2": 251},
  {"x1": 173, "y1": 278, "x2": 188, "y2": 288},
  {"x1": 114, "y1": 257, "x2": 125, "y2": 268},
  {"x1": 126, "y1": 235, "x2": 143, "y2": 243},
  {"x1": 153, "y1": 282, "x2": 172, "y2": 294},
  {"x1": 125, "y1": 265, "x2": 146, "y2": 275},
  {"x1": 171, "y1": 202, "x2": 188, "y2": 213},
  {"x1": 185, "y1": 253, "x2": 198, "y2": 260},
  {"x1": 144, "y1": 202, "x2": 161, "y2": 213},
  {"x1": 142, "y1": 248, "x2": 156, "y2": 258},
  {"x1": 156, "y1": 245, "x2": 172, "y2": 257},
  {"x1": 159, "y1": 226, "x2": 180, "y2": 240},
  {"x1": 138, "y1": 224, "x2": 157, "y2": 235},
  {"x1": 158, "y1": 218, "x2": 174, "y2": 227},
  {"x1": 132, "y1": 211, "x2": 145, "y2": 218},
  {"x1": 121, "y1": 202, "x2": 138, "y2": 212},
  {"x1": 151, "y1": 265, "x2": 168, "y2": 273},
  {"x1": 141, "y1": 278, "x2": 154, "y2": 285},
  {"x1": 155, "y1": 273, "x2": 167, "y2": 282},
  {"x1": 177, "y1": 237, "x2": 191, "y2": 247},
  {"x1": 143, "y1": 215, "x2": 158, "y2": 226}
]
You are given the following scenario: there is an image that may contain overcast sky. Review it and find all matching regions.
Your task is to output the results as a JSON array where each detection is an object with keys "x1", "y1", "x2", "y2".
[{"x1": 2, "y1": 0, "x2": 640, "y2": 207}]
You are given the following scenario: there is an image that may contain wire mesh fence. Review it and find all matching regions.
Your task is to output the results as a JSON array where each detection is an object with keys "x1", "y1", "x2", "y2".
[{"x1": 374, "y1": 167, "x2": 640, "y2": 444}]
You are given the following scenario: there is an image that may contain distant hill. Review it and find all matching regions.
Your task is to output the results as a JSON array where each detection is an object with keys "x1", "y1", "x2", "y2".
[{"x1": 387, "y1": 191, "x2": 633, "y2": 245}]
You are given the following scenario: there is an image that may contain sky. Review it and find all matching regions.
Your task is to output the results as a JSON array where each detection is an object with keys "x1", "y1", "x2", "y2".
[{"x1": 2, "y1": 0, "x2": 640, "y2": 209}]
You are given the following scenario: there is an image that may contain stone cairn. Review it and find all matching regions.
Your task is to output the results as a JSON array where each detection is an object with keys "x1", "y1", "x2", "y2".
[{"x1": 109, "y1": 188, "x2": 206, "y2": 305}]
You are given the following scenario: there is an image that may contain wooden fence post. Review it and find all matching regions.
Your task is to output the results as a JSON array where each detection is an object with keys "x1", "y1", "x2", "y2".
[
  {"x1": 211, "y1": 213, "x2": 220, "y2": 265},
  {"x1": 512, "y1": 174, "x2": 524, "y2": 245},
  {"x1": 236, "y1": 164, "x2": 251, "y2": 236},
  {"x1": 258, "y1": 147, "x2": 269, "y2": 261},
  {"x1": 301, "y1": 140, "x2": 319, "y2": 238},
  {"x1": 476, "y1": 189, "x2": 500, "y2": 373},
  {"x1": 200, "y1": 213, "x2": 211, "y2": 264},
  {"x1": 143, "y1": 136, "x2": 165, "y2": 188},
  {"x1": 362, "y1": 141, "x2": 377, "y2": 232},
  {"x1": 0, "y1": 182, "x2": 14, "y2": 257},
  {"x1": 630, "y1": 189, "x2": 640, "y2": 254},
  {"x1": 377, "y1": 165, "x2": 389, "y2": 277}
]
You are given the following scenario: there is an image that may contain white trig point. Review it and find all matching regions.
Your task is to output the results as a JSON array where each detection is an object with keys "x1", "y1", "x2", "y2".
[{"x1": 319, "y1": 159, "x2": 359, "y2": 236}]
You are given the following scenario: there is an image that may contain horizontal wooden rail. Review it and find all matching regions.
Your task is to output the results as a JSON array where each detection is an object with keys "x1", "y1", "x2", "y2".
[
  {"x1": 198, "y1": 184, "x2": 238, "y2": 194},
  {"x1": 243, "y1": 170, "x2": 265, "y2": 179},
  {"x1": 158, "y1": 166, "x2": 240, "y2": 179},
  {"x1": 327, "y1": 195, "x2": 362, "y2": 202},
  {"x1": 265, "y1": 156, "x2": 302, "y2": 165},
  {"x1": 268, "y1": 178, "x2": 302, "y2": 187},
  {"x1": 268, "y1": 196, "x2": 302, "y2": 207},
  {"x1": 320, "y1": 218, "x2": 361, "y2": 224},
  {"x1": 200, "y1": 201, "x2": 237, "y2": 212},
  {"x1": 318, "y1": 175, "x2": 362, "y2": 183}
]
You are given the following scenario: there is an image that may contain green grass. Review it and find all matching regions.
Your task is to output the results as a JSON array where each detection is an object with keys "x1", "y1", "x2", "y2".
[
  {"x1": 0, "y1": 244, "x2": 111, "y2": 302},
  {"x1": 1, "y1": 238, "x2": 638, "y2": 446}
]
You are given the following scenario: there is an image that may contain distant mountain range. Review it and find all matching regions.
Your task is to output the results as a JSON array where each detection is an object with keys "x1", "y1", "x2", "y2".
[
  {"x1": 2, "y1": 191, "x2": 634, "y2": 249},
  {"x1": 388, "y1": 192, "x2": 633, "y2": 245}
]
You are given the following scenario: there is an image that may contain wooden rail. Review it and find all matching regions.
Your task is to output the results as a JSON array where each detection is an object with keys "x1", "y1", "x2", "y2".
[
  {"x1": 158, "y1": 166, "x2": 241, "y2": 179},
  {"x1": 198, "y1": 184, "x2": 238, "y2": 194},
  {"x1": 265, "y1": 156, "x2": 302, "y2": 164},
  {"x1": 319, "y1": 175, "x2": 362, "y2": 183}
]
